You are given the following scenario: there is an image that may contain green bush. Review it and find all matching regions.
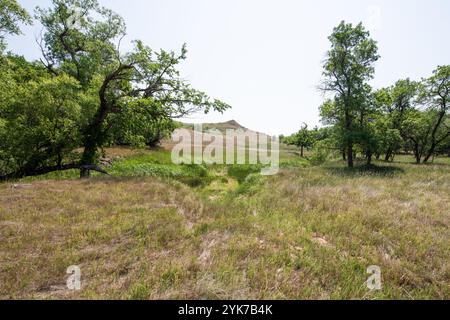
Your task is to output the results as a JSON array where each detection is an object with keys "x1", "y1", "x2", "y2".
[
  {"x1": 110, "y1": 155, "x2": 211, "y2": 187},
  {"x1": 280, "y1": 158, "x2": 310, "y2": 169},
  {"x1": 235, "y1": 173, "x2": 265, "y2": 195},
  {"x1": 227, "y1": 164, "x2": 263, "y2": 184},
  {"x1": 309, "y1": 144, "x2": 330, "y2": 166}
]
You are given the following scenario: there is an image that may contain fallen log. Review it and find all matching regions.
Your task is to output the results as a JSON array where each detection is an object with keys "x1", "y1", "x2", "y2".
[{"x1": 0, "y1": 163, "x2": 109, "y2": 181}]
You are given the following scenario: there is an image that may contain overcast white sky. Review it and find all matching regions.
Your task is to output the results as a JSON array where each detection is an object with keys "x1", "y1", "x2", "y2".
[{"x1": 7, "y1": 0, "x2": 450, "y2": 135}]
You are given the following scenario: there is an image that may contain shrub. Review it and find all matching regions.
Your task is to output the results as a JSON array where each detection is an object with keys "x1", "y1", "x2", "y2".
[
  {"x1": 235, "y1": 173, "x2": 265, "y2": 195},
  {"x1": 309, "y1": 143, "x2": 331, "y2": 166},
  {"x1": 227, "y1": 164, "x2": 262, "y2": 184}
]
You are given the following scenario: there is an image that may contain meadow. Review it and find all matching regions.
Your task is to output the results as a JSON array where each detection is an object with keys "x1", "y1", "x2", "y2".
[
  {"x1": 0, "y1": 143, "x2": 448, "y2": 299},
  {"x1": 1, "y1": 0, "x2": 449, "y2": 303}
]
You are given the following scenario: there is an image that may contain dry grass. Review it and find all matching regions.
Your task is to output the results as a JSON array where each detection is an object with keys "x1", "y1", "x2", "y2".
[{"x1": 0, "y1": 152, "x2": 449, "y2": 299}]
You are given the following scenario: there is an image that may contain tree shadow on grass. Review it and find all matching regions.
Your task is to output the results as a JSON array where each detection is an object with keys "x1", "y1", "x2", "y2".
[
  {"x1": 325, "y1": 163, "x2": 405, "y2": 178},
  {"x1": 392, "y1": 160, "x2": 450, "y2": 167}
]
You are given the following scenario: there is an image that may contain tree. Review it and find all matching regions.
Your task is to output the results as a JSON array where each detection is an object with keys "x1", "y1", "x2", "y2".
[
  {"x1": 373, "y1": 79, "x2": 419, "y2": 161},
  {"x1": 319, "y1": 99, "x2": 346, "y2": 159},
  {"x1": 0, "y1": 0, "x2": 31, "y2": 50},
  {"x1": 110, "y1": 111, "x2": 177, "y2": 148},
  {"x1": 0, "y1": 55, "x2": 83, "y2": 178},
  {"x1": 320, "y1": 21, "x2": 379, "y2": 167},
  {"x1": 0, "y1": 0, "x2": 230, "y2": 180},
  {"x1": 284, "y1": 124, "x2": 314, "y2": 157},
  {"x1": 399, "y1": 66, "x2": 450, "y2": 164},
  {"x1": 294, "y1": 123, "x2": 313, "y2": 157},
  {"x1": 421, "y1": 66, "x2": 450, "y2": 163},
  {"x1": 12, "y1": 0, "x2": 229, "y2": 179},
  {"x1": 402, "y1": 109, "x2": 434, "y2": 164}
]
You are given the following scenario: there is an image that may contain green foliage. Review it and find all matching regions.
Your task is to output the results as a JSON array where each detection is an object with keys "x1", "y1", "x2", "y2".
[
  {"x1": 227, "y1": 164, "x2": 263, "y2": 184},
  {"x1": 235, "y1": 173, "x2": 265, "y2": 195},
  {"x1": 35, "y1": 0, "x2": 229, "y2": 176},
  {"x1": 316, "y1": 21, "x2": 449, "y2": 165},
  {"x1": 309, "y1": 141, "x2": 331, "y2": 166},
  {"x1": 371, "y1": 79, "x2": 419, "y2": 160},
  {"x1": 109, "y1": 111, "x2": 176, "y2": 148},
  {"x1": 109, "y1": 153, "x2": 212, "y2": 187},
  {"x1": 279, "y1": 157, "x2": 309, "y2": 169},
  {"x1": 321, "y1": 21, "x2": 379, "y2": 167},
  {"x1": 1, "y1": 0, "x2": 230, "y2": 179},
  {"x1": 0, "y1": 0, "x2": 31, "y2": 50},
  {"x1": 0, "y1": 55, "x2": 83, "y2": 176},
  {"x1": 323, "y1": 22, "x2": 379, "y2": 90},
  {"x1": 284, "y1": 123, "x2": 314, "y2": 157}
]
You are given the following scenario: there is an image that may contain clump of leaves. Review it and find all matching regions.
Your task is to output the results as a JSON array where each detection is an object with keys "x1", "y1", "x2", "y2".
[
  {"x1": 309, "y1": 142, "x2": 331, "y2": 166},
  {"x1": 227, "y1": 164, "x2": 263, "y2": 184},
  {"x1": 235, "y1": 173, "x2": 265, "y2": 195}
]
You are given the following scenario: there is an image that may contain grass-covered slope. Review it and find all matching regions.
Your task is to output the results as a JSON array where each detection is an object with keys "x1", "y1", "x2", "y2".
[{"x1": 0, "y1": 145, "x2": 449, "y2": 299}]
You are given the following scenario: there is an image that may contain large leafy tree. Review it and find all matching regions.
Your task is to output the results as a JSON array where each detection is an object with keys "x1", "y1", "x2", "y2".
[
  {"x1": 373, "y1": 79, "x2": 419, "y2": 161},
  {"x1": 402, "y1": 109, "x2": 436, "y2": 164},
  {"x1": 320, "y1": 21, "x2": 379, "y2": 167},
  {"x1": 0, "y1": 56, "x2": 83, "y2": 177},
  {"x1": 0, "y1": 0, "x2": 31, "y2": 50},
  {"x1": 420, "y1": 65, "x2": 450, "y2": 163},
  {"x1": 0, "y1": 0, "x2": 230, "y2": 179}
]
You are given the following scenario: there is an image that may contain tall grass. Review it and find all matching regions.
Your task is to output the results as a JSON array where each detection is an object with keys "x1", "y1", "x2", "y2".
[{"x1": 1, "y1": 147, "x2": 449, "y2": 299}]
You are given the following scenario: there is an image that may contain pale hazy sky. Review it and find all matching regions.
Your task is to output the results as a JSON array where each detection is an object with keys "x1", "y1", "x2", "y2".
[{"x1": 6, "y1": 0, "x2": 450, "y2": 135}]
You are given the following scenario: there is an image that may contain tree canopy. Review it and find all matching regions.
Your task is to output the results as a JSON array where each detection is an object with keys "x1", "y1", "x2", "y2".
[
  {"x1": 0, "y1": 0, "x2": 31, "y2": 50},
  {"x1": 0, "y1": 0, "x2": 230, "y2": 180},
  {"x1": 311, "y1": 21, "x2": 450, "y2": 166},
  {"x1": 320, "y1": 21, "x2": 379, "y2": 167}
]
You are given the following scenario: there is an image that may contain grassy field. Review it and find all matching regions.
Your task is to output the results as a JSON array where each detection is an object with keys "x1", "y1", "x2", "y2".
[{"x1": 0, "y1": 144, "x2": 449, "y2": 299}]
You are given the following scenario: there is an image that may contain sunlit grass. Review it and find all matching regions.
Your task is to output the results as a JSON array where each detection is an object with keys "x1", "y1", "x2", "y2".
[{"x1": 1, "y1": 146, "x2": 449, "y2": 299}]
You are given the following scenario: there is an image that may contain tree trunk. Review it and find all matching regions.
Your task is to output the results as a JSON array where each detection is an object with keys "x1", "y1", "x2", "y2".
[
  {"x1": 384, "y1": 149, "x2": 392, "y2": 162},
  {"x1": 414, "y1": 145, "x2": 421, "y2": 164},
  {"x1": 80, "y1": 167, "x2": 91, "y2": 178},
  {"x1": 78, "y1": 63, "x2": 134, "y2": 178},
  {"x1": 423, "y1": 149, "x2": 434, "y2": 164},
  {"x1": 80, "y1": 133, "x2": 99, "y2": 178},
  {"x1": 79, "y1": 82, "x2": 112, "y2": 178},
  {"x1": 367, "y1": 151, "x2": 372, "y2": 166},
  {"x1": 80, "y1": 121, "x2": 107, "y2": 178},
  {"x1": 423, "y1": 108, "x2": 448, "y2": 163},
  {"x1": 347, "y1": 144, "x2": 354, "y2": 168}
]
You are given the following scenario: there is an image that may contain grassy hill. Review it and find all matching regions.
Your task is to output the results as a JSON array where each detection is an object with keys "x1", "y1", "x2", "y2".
[
  {"x1": 0, "y1": 123, "x2": 449, "y2": 299},
  {"x1": 178, "y1": 120, "x2": 249, "y2": 133}
]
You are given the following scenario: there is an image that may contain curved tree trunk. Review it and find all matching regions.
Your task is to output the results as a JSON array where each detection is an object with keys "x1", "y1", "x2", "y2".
[
  {"x1": 78, "y1": 66, "x2": 129, "y2": 178},
  {"x1": 384, "y1": 148, "x2": 393, "y2": 162}
]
